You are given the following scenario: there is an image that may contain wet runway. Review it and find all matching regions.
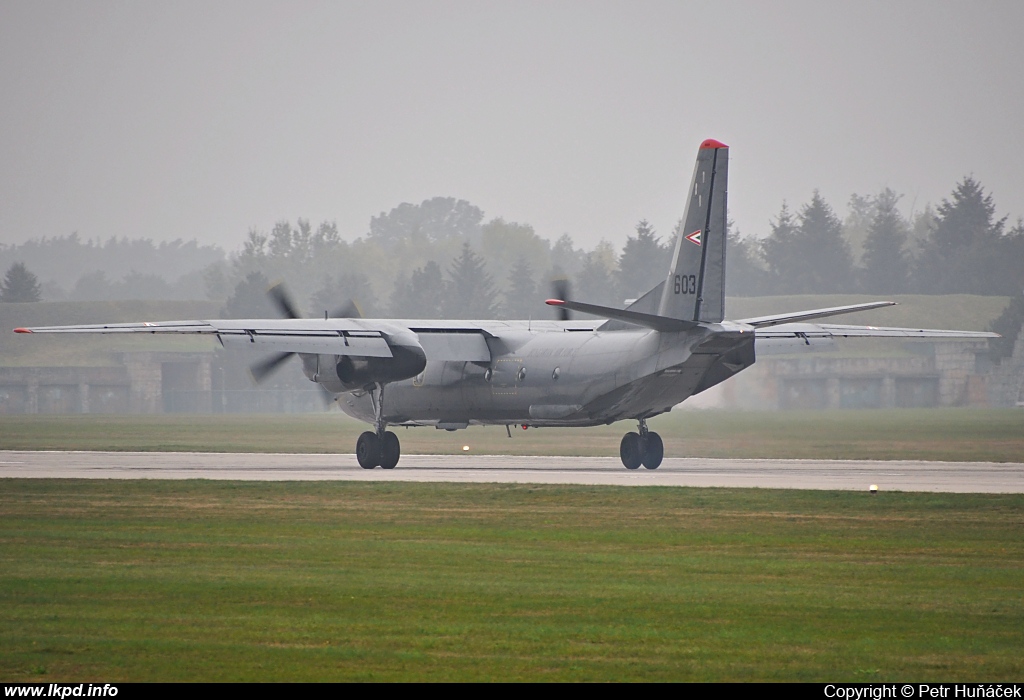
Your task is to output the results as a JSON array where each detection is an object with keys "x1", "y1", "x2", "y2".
[{"x1": 1, "y1": 451, "x2": 1022, "y2": 493}]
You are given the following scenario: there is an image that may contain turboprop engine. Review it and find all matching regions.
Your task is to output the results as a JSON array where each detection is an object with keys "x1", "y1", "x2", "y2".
[
  {"x1": 301, "y1": 327, "x2": 426, "y2": 393},
  {"x1": 334, "y1": 335, "x2": 426, "y2": 390}
]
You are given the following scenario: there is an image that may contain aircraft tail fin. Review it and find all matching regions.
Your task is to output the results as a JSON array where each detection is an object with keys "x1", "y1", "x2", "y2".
[{"x1": 657, "y1": 139, "x2": 729, "y2": 323}]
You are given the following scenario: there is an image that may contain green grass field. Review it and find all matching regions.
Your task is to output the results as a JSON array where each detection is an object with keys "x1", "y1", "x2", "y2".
[
  {"x1": 1, "y1": 408, "x2": 1021, "y2": 462},
  {"x1": 2, "y1": 404, "x2": 1020, "y2": 680},
  {"x1": 1, "y1": 480, "x2": 1021, "y2": 681}
]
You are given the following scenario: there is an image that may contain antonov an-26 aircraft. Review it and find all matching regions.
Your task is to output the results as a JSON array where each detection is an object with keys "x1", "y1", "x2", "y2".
[{"x1": 14, "y1": 140, "x2": 997, "y2": 470}]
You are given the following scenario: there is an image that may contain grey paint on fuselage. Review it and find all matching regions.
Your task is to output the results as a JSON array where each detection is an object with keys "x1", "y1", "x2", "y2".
[{"x1": 333, "y1": 319, "x2": 752, "y2": 428}]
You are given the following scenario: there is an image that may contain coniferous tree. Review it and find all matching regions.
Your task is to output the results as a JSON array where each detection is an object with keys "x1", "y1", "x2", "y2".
[
  {"x1": 390, "y1": 261, "x2": 446, "y2": 318},
  {"x1": 480, "y1": 219, "x2": 550, "y2": 293},
  {"x1": 860, "y1": 188, "x2": 910, "y2": 294},
  {"x1": 503, "y1": 257, "x2": 539, "y2": 319},
  {"x1": 795, "y1": 191, "x2": 854, "y2": 292},
  {"x1": 618, "y1": 220, "x2": 666, "y2": 300},
  {"x1": 760, "y1": 202, "x2": 800, "y2": 293},
  {"x1": 843, "y1": 192, "x2": 876, "y2": 265},
  {"x1": 989, "y1": 292, "x2": 1024, "y2": 364},
  {"x1": 550, "y1": 233, "x2": 584, "y2": 280},
  {"x1": 445, "y1": 242, "x2": 497, "y2": 319},
  {"x1": 761, "y1": 193, "x2": 853, "y2": 293},
  {"x1": 575, "y1": 244, "x2": 621, "y2": 308},
  {"x1": 724, "y1": 222, "x2": 768, "y2": 297},
  {"x1": 0, "y1": 262, "x2": 42, "y2": 302},
  {"x1": 310, "y1": 271, "x2": 376, "y2": 318},
  {"x1": 221, "y1": 271, "x2": 275, "y2": 318},
  {"x1": 914, "y1": 177, "x2": 1010, "y2": 294}
]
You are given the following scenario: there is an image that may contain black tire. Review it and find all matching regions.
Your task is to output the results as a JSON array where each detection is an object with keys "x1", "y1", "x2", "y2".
[
  {"x1": 356, "y1": 431, "x2": 379, "y2": 469},
  {"x1": 380, "y1": 431, "x2": 401, "y2": 470},
  {"x1": 642, "y1": 431, "x2": 664, "y2": 470},
  {"x1": 620, "y1": 432, "x2": 643, "y2": 470}
]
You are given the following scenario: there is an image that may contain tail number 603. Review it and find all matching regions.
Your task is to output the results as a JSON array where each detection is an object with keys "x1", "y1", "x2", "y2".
[{"x1": 674, "y1": 274, "x2": 697, "y2": 295}]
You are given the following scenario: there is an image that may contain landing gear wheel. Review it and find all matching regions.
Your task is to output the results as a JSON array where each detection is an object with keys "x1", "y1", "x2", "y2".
[
  {"x1": 380, "y1": 431, "x2": 401, "y2": 470},
  {"x1": 356, "y1": 431, "x2": 379, "y2": 469},
  {"x1": 642, "y1": 431, "x2": 663, "y2": 470},
  {"x1": 620, "y1": 432, "x2": 643, "y2": 470}
]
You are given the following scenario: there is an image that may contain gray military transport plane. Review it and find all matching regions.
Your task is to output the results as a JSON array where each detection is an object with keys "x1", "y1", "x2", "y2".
[{"x1": 14, "y1": 139, "x2": 997, "y2": 470}]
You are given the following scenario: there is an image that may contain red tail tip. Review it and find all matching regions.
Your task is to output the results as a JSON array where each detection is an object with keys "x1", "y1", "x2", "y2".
[
  {"x1": 545, "y1": 299, "x2": 565, "y2": 306},
  {"x1": 700, "y1": 139, "x2": 728, "y2": 149},
  {"x1": 13, "y1": 327, "x2": 32, "y2": 333}
]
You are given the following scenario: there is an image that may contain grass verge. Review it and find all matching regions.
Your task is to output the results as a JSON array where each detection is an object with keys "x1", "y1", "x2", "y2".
[
  {"x1": 1, "y1": 480, "x2": 1021, "y2": 681},
  {"x1": 0, "y1": 409, "x2": 1022, "y2": 462}
]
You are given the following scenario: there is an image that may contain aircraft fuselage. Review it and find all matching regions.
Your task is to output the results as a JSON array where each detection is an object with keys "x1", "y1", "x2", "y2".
[{"x1": 328, "y1": 321, "x2": 754, "y2": 428}]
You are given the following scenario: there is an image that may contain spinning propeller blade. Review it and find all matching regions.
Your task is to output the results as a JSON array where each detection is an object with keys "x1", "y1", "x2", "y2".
[
  {"x1": 249, "y1": 351, "x2": 295, "y2": 383},
  {"x1": 268, "y1": 282, "x2": 302, "y2": 320},
  {"x1": 249, "y1": 282, "x2": 303, "y2": 383},
  {"x1": 551, "y1": 278, "x2": 573, "y2": 321},
  {"x1": 330, "y1": 300, "x2": 362, "y2": 319}
]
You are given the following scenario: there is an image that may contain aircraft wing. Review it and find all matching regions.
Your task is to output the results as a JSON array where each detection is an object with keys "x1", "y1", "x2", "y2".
[
  {"x1": 12, "y1": 318, "x2": 501, "y2": 361},
  {"x1": 14, "y1": 319, "x2": 395, "y2": 357},
  {"x1": 755, "y1": 322, "x2": 998, "y2": 340}
]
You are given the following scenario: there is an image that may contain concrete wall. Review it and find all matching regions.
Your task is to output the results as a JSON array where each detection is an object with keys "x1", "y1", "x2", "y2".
[
  {"x1": 988, "y1": 333, "x2": 1024, "y2": 407},
  {"x1": 699, "y1": 341, "x2": 996, "y2": 410},
  {"x1": 0, "y1": 352, "x2": 212, "y2": 414}
]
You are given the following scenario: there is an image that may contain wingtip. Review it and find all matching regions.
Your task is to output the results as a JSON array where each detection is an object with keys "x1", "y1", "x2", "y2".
[
  {"x1": 13, "y1": 327, "x2": 32, "y2": 334},
  {"x1": 700, "y1": 139, "x2": 729, "y2": 150},
  {"x1": 545, "y1": 299, "x2": 565, "y2": 306}
]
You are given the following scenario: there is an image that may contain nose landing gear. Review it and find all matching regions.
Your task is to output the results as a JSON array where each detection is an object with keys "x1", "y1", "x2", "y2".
[
  {"x1": 619, "y1": 418, "x2": 663, "y2": 470},
  {"x1": 355, "y1": 383, "x2": 402, "y2": 469}
]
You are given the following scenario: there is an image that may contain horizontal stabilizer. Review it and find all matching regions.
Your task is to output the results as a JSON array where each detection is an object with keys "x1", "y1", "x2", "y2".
[
  {"x1": 737, "y1": 301, "x2": 898, "y2": 328},
  {"x1": 756, "y1": 323, "x2": 999, "y2": 340},
  {"x1": 546, "y1": 299, "x2": 698, "y2": 332}
]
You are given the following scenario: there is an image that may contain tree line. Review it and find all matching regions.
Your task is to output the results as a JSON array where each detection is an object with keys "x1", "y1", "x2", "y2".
[
  {"x1": 2, "y1": 177, "x2": 1022, "y2": 321},
  {"x1": 728, "y1": 178, "x2": 1024, "y2": 298},
  {"x1": 0, "y1": 234, "x2": 223, "y2": 301}
]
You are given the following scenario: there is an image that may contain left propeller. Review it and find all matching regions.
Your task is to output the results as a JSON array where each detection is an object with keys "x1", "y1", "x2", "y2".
[
  {"x1": 248, "y1": 283, "x2": 361, "y2": 407},
  {"x1": 268, "y1": 282, "x2": 302, "y2": 320},
  {"x1": 550, "y1": 277, "x2": 573, "y2": 322},
  {"x1": 249, "y1": 282, "x2": 302, "y2": 383}
]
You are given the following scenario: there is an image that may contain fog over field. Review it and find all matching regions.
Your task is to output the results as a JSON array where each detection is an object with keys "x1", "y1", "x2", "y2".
[{"x1": 2, "y1": 1, "x2": 1023, "y2": 253}]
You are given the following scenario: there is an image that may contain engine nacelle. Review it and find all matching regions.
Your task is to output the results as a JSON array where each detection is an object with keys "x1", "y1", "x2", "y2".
[
  {"x1": 299, "y1": 328, "x2": 427, "y2": 393},
  {"x1": 335, "y1": 342, "x2": 426, "y2": 391}
]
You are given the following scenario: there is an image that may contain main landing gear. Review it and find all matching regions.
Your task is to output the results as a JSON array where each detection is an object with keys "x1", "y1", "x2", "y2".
[
  {"x1": 619, "y1": 418, "x2": 663, "y2": 470},
  {"x1": 356, "y1": 383, "x2": 401, "y2": 469}
]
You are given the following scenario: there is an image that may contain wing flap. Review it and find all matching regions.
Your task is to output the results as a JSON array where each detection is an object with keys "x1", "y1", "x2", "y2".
[
  {"x1": 218, "y1": 330, "x2": 392, "y2": 357},
  {"x1": 416, "y1": 332, "x2": 491, "y2": 362},
  {"x1": 13, "y1": 319, "x2": 395, "y2": 357}
]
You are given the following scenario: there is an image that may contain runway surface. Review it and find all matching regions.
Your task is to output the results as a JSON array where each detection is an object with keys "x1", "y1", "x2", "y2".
[{"x1": 1, "y1": 451, "x2": 1023, "y2": 493}]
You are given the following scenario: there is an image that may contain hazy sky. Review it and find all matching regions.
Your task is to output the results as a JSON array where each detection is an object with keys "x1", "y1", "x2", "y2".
[{"x1": 2, "y1": 1, "x2": 1022, "y2": 252}]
